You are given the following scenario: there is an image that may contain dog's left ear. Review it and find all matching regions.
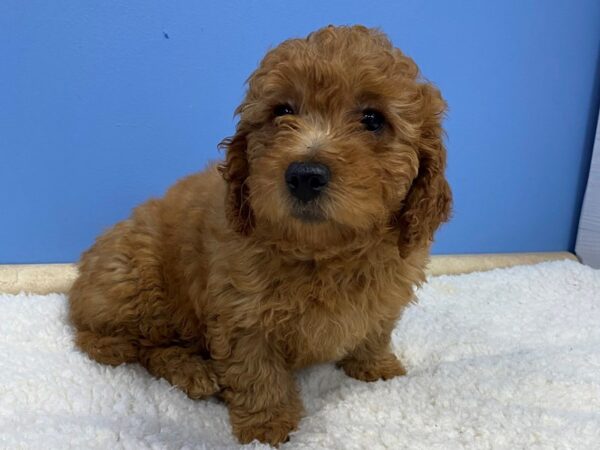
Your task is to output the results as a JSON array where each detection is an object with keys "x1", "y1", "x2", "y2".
[
  {"x1": 394, "y1": 83, "x2": 452, "y2": 257},
  {"x1": 218, "y1": 121, "x2": 255, "y2": 235}
]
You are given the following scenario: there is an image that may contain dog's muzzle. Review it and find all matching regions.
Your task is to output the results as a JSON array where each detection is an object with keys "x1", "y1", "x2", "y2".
[{"x1": 285, "y1": 162, "x2": 330, "y2": 203}]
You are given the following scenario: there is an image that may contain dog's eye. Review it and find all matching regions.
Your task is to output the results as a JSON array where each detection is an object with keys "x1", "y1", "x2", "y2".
[
  {"x1": 274, "y1": 104, "x2": 295, "y2": 116},
  {"x1": 361, "y1": 109, "x2": 385, "y2": 132}
]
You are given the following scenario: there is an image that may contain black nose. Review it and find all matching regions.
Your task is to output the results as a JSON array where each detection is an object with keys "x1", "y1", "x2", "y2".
[{"x1": 285, "y1": 162, "x2": 331, "y2": 203}]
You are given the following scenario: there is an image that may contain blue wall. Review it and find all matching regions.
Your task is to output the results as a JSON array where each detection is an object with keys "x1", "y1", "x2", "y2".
[{"x1": 1, "y1": 1, "x2": 599, "y2": 263}]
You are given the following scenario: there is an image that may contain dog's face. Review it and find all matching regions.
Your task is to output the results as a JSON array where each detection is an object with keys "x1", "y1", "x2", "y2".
[{"x1": 220, "y1": 26, "x2": 451, "y2": 255}]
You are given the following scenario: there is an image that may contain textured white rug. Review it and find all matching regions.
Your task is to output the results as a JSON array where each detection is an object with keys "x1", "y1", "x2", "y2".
[{"x1": 1, "y1": 260, "x2": 599, "y2": 449}]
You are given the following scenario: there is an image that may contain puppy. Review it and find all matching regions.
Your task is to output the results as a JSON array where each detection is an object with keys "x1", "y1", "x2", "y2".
[{"x1": 69, "y1": 25, "x2": 451, "y2": 445}]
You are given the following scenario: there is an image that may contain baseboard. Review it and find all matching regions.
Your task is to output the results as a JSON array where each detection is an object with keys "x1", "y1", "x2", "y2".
[
  {"x1": 0, "y1": 263, "x2": 77, "y2": 296},
  {"x1": 428, "y1": 252, "x2": 577, "y2": 277},
  {"x1": 0, "y1": 252, "x2": 578, "y2": 295}
]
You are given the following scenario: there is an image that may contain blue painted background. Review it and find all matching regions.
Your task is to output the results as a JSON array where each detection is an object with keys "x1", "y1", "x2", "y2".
[{"x1": 1, "y1": 1, "x2": 599, "y2": 263}]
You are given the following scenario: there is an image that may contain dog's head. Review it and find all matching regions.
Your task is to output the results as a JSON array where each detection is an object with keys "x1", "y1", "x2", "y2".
[{"x1": 219, "y1": 25, "x2": 451, "y2": 256}]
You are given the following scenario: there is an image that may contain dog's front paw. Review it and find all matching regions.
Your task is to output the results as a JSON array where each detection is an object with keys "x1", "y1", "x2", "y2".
[
  {"x1": 339, "y1": 354, "x2": 406, "y2": 382},
  {"x1": 231, "y1": 407, "x2": 301, "y2": 446},
  {"x1": 171, "y1": 359, "x2": 220, "y2": 399}
]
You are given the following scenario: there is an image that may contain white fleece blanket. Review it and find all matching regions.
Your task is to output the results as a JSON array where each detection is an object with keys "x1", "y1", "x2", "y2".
[{"x1": 1, "y1": 260, "x2": 599, "y2": 449}]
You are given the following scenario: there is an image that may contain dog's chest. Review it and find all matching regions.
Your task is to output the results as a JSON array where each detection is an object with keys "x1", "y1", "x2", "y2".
[
  {"x1": 214, "y1": 244, "x2": 421, "y2": 368},
  {"x1": 268, "y1": 267, "x2": 404, "y2": 368},
  {"x1": 282, "y1": 300, "x2": 371, "y2": 368}
]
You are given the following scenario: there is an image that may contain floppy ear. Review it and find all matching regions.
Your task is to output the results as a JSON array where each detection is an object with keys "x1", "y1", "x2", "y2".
[
  {"x1": 218, "y1": 123, "x2": 255, "y2": 235},
  {"x1": 394, "y1": 83, "x2": 452, "y2": 257}
]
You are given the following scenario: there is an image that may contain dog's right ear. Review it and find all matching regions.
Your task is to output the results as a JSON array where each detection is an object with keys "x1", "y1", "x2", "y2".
[{"x1": 218, "y1": 123, "x2": 255, "y2": 235}]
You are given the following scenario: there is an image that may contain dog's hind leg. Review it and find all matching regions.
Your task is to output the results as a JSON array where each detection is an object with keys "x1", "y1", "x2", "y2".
[
  {"x1": 138, "y1": 345, "x2": 220, "y2": 399},
  {"x1": 74, "y1": 330, "x2": 139, "y2": 366}
]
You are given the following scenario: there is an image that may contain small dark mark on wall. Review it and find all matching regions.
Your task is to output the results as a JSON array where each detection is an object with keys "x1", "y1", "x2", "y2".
[{"x1": 163, "y1": 31, "x2": 170, "y2": 39}]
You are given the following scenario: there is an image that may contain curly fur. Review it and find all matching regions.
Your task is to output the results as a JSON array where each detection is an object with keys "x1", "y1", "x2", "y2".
[{"x1": 68, "y1": 25, "x2": 451, "y2": 445}]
